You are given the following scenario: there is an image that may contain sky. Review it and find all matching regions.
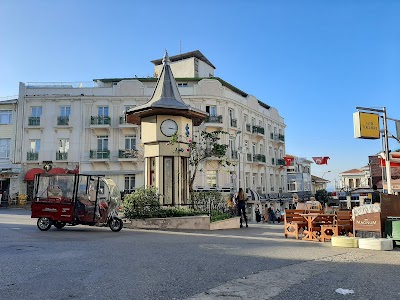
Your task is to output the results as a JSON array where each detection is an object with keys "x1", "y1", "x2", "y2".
[{"x1": 1, "y1": 0, "x2": 399, "y2": 189}]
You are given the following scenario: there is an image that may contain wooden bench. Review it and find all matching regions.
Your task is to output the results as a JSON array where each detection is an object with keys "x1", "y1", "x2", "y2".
[
  {"x1": 284, "y1": 209, "x2": 308, "y2": 239},
  {"x1": 320, "y1": 210, "x2": 353, "y2": 242}
]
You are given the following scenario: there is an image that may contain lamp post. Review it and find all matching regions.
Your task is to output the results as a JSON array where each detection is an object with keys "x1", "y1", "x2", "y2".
[
  {"x1": 322, "y1": 170, "x2": 331, "y2": 190},
  {"x1": 236, "y1": 130, "x2": 242, "y2": 190}
]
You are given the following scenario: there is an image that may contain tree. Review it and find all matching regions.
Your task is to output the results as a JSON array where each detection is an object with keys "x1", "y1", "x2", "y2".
[
  {"x1": 171, "y1": 130, "x2": 230, "y2": 192},
  {"x1": 315, "y1": 189, "x2": 328, "y2": 204}
]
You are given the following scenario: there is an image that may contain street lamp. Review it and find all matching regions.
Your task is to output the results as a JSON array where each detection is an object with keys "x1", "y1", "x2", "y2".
[
  {"x1": 322, "y1": 170, "x2": 331, "y2": 179},
  {"x1": 235, "y1": 130, "x2": 242, "y2": 190}
]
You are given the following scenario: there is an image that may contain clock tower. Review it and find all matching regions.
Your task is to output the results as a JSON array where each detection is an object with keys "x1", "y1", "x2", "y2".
[{"x1": 126, "y1": 51, "x2": 207, "y2": 205}]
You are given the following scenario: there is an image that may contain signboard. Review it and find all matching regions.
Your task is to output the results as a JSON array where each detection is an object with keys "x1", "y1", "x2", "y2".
[{"x1": 353, "y1": 111, "x2": 380, "y2": 139}]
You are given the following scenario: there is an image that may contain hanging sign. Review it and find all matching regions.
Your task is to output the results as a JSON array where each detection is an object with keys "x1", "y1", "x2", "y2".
[{"x1": 353, "y1": 112, "x2": 380, "y2": 139}]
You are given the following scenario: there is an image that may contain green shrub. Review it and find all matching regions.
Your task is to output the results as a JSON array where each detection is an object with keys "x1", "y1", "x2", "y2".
[{"x1": 123, "y1": 186, "x2": 162, "y2": 219}]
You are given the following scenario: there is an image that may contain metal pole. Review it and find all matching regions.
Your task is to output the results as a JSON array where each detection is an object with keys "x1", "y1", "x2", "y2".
[{"x1": 382, "y1": 107, "x2": 393, "y2": 194}]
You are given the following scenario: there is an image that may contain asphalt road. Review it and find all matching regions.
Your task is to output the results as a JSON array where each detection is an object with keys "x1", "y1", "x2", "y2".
[{"x1": 1, "y1": 208, "x2": 399, "y2": 300}]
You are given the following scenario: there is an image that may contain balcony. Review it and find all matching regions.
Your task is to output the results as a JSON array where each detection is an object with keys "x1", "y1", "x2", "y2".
[
  {"x1": 278, "y1": 134, "x2": 285, "y2": 142},
  {"x1": 57, "y1": 116, "x2": 69, "y2": 126},
  {"x1": 276, "y1": 158, "x2": 286, "y2": 166},
  {"x1": 252, "y1": 125, "x2": 264, "y2": 135},
  {"x1": 247, "y1": 153, "x2": 252, "y2": 162},
  {"x1": 118, "y1": 149, "x2": 138, "y2": 159},
  {"x1": 27, "y1": 152, "x2": 39, "y2": 161},
  {"x1": 56, "y1": 152, "x2": 68, "y2": 160},
  {"x1": 118, "y1": 115, "x2": 138, "y2": 134},
  {"x1": 231, "y1": 150, "x2": 238, "y2": 160},
  {"x1": 28, "y1": 117, "x2": 41, "y2": 126},
  {"x1": 253, "y1": 154, "x2": 266, "y2": 163},
  {"x1": 205, "y1": 115, "x2": 222, "y2": 123},
  {"x1": 90, "y1": 150, "x2": 110, "y2": 160},
  {"x1": 230, "y1": 118, "x2": 237, "y2": 128},
  {"x1": 91, "y1": 116, "x2": 111, "y2": 125}
]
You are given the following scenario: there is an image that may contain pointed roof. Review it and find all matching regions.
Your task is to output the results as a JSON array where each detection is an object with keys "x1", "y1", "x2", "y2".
[{"x1": 126, "y1": 50, "x2": 208, "y2": 125}]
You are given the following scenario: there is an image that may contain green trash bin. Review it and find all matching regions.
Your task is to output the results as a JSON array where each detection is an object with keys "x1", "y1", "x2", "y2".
[{"x1": 393, "y1": 221, "x2": 400, "y2": 240}]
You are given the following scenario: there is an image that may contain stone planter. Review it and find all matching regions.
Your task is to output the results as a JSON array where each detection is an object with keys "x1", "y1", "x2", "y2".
[{"x1": 123, "y1": 215, "x2": 240, "y2": 230}]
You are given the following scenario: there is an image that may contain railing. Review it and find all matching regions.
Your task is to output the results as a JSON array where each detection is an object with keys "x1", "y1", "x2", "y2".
[
  {"x1": 0, "y1": 95, "x2": 18, "y2": 101},
  {"x1": 90, "y1": 150, "x2": 110, "y2": 159},
  {"x1": 247, "y1": 153, "x2": 252, "y2": 161},
  {"x1": 246, "y1": 124, "x2": 251, "y2": 132},
  {"x1": 276, "y1": 158, "x2": 286, "y2": 166},
  {"x1": 278, "y1": 134, "x2": 285, "y2": 141},
  {"x1": 205, "y1": 115, "x2": 223, "y2": 123},
  {"x1": 91, "y1": 116, "x2": 111, "y2": 125},
  {"x1": 57, "y1": 116, "x2": 69, "y2": 125},
  {"x1": 26, "y1": 81, "x2": 98, "y2": 88},
  {"x1": 27, "y1": 152, "x2": 38, "y2": 161},
  {"x1": 231, "y1": 150, "x2": 238, "y2": 159},
  {"x1": 118, "y1": 149, "x2": 138, "y2": 158},
  {"x1": 252, "y1": 126, "x2": 265, "y2": 135},
  {"x1": 119, "y1": 115, "x2": 127, "y2": 124},
  {"x1": 230, "y1": 118, "x2": 237, "y2": 127},
  {"x1": 28, "y1": 117, "x2": 40, "y2": 126},
  {"x1": 56, "y1": 152, "x2": 68, "y2": 160},
  {"x1": 253, "y1": 154, "x2": 266, "y2": 163}
]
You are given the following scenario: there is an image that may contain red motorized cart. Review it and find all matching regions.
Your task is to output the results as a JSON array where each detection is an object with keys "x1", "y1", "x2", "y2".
[{"x1": 31, "y1": 173, "x2": 123, "y2": 232}]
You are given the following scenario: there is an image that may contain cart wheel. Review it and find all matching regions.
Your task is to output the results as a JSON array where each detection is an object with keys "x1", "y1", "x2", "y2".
[
  {"x1": 37, "y1": 217, "x2": 52, "y2": 231},
  {"x1": 54, "y1": 222, "x2": 66, "y2": 230},
  {"x1": 109, "y1": 217, "x2": 123, "y2": 232}
]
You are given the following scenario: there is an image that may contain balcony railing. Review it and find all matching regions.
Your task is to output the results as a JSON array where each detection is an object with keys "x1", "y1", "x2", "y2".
[
  {"x1": 205, "y1": 115, "x2": 223, "y2": 123},
  {"x1": 118, "y1": 149, "x2": 138, "y2": 158},
  {"x1": 253, "y1": 154, "x2": 266, "y2": 163},
  {"x1": 278, "y1": 134, "x2": 285, "y2": 141},
  {"x1": 91, "y1": 116, "x2": 111, "y2": 125},
  {"x1": 231, "y1": 150, "x2": 238, "y2": 159},
  {"x1": 28, "y1": 117, "x2": 41, "y2": 126},
  {"x1": 252, "y1": 126, "x2": 264, "y2": 135},
  {"x1": 27, "y1": 152, "x2": 39, "y2": 161},
  {"x1": 57, "y1": 116, "x2": 69, "y2": 126},
  {"x1": 246, "y1": 124, "x2": 251, "y2": 132},
  {"x1": 276, "y1": 158, "x2": 286, "y2": 166},
  {"x1": 247, "y1": 153, "x2": 252, "y2": 161},
  {"x1": 119, "y1": 115, "x2": 127, "y2": 124},
  {"x1": 90, "y1": 150, "x2": 110, "y2": 159},
  {"x1": 56, "y1": 152, "x2": 68, "y2": 160},
  {"x1": 230, "y1": 118, "x2": 237, "y2": 127}
]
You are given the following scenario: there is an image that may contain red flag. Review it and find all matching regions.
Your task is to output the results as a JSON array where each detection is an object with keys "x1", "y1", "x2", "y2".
[
  {"x1": 312, "y1": 157, "x2": 330, "y2": 165},
  {"x1": 283, "y1": 156, "x2": 294, "y2": 166}
]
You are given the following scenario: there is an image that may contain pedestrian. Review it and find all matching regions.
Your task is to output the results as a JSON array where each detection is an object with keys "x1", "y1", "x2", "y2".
[
  {"x1": 276, "y1": 208, "x2": 281, "y2": 223},
  {"x1": 264, "y1": 204, "x2": 270, "y2": 223},
  {"x1": 372, "y1": 184, "x2": 380, "y2": 204},
  {"x1": 235, "y1": 188, "x2": 248, "y2": 228},
  {"x1": 255, "y1": 204, "x2": 261, "y2": 223},
  {"x1": 269, "y1": 206, "x2": 276, "y2": 224}
]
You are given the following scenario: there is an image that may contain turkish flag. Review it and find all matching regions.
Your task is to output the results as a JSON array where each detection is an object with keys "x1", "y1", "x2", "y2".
[
  {"x1": 283, "y1": 156, "x2": 294, "y2": 166},
  {"x1": 312, "y1": 157, "x2": 330, "y2": 165}
]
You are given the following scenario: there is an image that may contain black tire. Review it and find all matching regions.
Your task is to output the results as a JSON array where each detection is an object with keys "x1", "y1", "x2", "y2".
[
  {"x1": 54, "y1": 222, "x2": 66, "y2": 230},
  {"x1": 109, "y1": 217, "x2": 123, "y2": 232},
  {"x1": 37, "y1": 217, "x2": 52, "y2": 231}
]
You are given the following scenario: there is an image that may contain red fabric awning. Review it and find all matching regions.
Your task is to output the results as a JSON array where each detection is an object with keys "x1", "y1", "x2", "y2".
[
  {"x1": 48, "y1": 167, "x2": 67, "y2": 175},
  {"x1": 24, "y1": 168, "x2": 45, "y2": 181}
]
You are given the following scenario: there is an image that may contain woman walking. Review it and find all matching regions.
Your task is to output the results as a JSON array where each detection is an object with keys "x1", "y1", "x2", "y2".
[{"x1": 235, "y1": 188, "x2": 248, "y2": 228}]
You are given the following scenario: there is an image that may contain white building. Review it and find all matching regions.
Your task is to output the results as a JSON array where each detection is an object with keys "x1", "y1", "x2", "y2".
[
  {"x1": 286, "y1": 155, "x2": 313, "y2": 201},
  {"x1": 14, "y1": 50, "x2": 286, "y2": 201},
  {"x1": 338, "y1": 166, "x2": 371, "y2": 190}
]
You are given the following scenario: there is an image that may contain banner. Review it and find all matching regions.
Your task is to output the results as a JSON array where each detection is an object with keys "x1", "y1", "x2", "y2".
[
  {"x1": 312, "y1": 157, "x2": 330, "y2": 165},
  {"x1": 379, "y1": 158, "x2": 400, "y2": 168}
]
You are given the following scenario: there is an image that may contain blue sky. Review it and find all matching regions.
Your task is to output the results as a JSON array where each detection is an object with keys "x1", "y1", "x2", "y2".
[{"x1": 1, "y1": 0, "x2": 399, "y2": 189}]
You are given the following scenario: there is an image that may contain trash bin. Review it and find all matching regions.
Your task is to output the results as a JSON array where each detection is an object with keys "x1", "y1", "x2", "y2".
[
  {"x1": 393, "y1": 221, "x2": 400, "y2": 240},
  {"x1": 18, "y1": 194, "x2": 26, "y2": 205}
]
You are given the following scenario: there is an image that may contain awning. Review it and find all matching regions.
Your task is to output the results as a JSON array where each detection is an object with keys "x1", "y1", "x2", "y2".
[
  {"x1": 24, "y1": 168, "x2": 45, "y2": 181},
  {"x1": 248, "y1": 189, "x2": 260, "y2": 201},
  {"x1": 48, "y1": 167, "x2": 67, "y2": 175}
]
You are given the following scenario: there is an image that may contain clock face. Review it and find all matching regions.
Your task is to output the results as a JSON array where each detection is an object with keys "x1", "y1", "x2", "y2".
[{"x1": 160, "y1": 119, "x2": 178, "y2": 137}]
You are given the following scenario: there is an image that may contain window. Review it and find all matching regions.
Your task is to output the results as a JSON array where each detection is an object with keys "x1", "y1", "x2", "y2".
[
  {"x1": 97, "y1": 136, "x2": 108, "y2": 150},
  {"x1": 0, "y1": 110, "x2": 12, "y2": 124},
  {"x1": 288, "y1": 180, "x2": 296, "y2": 191},
  {"x1": 206, "y1": 170, "x2": 217, "y2": 187},
  {"x1": 124, "y1": 175, "x2": 136, "y2": 194},
  {"x1": 98, "y1": 106, "x2": 109, "y2": 117},
  {"x1": 252, "y1": 173, "x2": 256, "y2": 186},
  {"x1": 30, "y1": 139, "x2": 41, "y2": 152},
  {"x1": 125, "y1": 135, "x2": 136, "y2": 150},
  {"x1": 0, "y1": 138, "x2": 11, "y2": 160},
  {"x1": 59, "y1": 139, "x2": 69, "y2": 152},
  {"x1": 205, "y1": 105, "x2": 217, "y2": 116},
  {"x1": 270, "y1": 174, "x2": 274, "y2": 191},
  {"x1": 260, "y1": 173, "x2": 264, "y2": 187},
  {"x1": 252, "y1": 143, "x2": 256, "y2": 155},
  {"x1": 177, "y1": 83, "x2": 188, "y2": 87},
  {"x1": 60, "y1": 106, "x2": 71, "y2": 117},
  {"x1": 252, "y1": 117, "x2": 256, "y2": 126},
  {"x1": 31, "y1": 106, "x2": 42, "y2": 117}
]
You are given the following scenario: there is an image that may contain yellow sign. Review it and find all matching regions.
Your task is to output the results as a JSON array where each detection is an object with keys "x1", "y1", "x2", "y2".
[{"x1": 353, "y1": 111, "x2": 380, "y2": 139}]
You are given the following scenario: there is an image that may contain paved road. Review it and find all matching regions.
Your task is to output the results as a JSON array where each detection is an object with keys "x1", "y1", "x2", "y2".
[{"x1": 1, "y1": 208, "x2": 399, "y2": 300}]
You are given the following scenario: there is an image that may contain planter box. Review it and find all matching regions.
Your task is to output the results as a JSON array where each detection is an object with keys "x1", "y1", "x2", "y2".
[{"x1": 123, "y1": 215, "x2": 240, "y2": 230}]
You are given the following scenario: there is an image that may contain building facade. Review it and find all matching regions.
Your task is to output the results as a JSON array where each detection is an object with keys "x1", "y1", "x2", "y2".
[
  {"x1": 14, "y1": 50, "x2": 287, "y2": 201},
  {"x1": 286, "y1": 155, "x2": 313, "y2": 201}
]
